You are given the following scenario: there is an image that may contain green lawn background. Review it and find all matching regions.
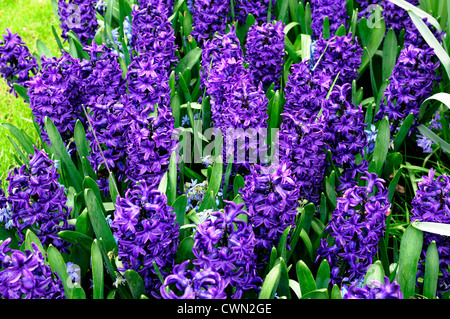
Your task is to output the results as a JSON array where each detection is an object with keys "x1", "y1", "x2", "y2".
[{"x1": 0, "y1": 0, "x2": 59, "y2": 184}]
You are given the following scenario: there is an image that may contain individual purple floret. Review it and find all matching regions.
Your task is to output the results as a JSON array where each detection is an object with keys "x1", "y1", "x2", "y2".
[
  {"x1": 322, "y1": 83, "x2": 368, "y2": 191},
  {"x1": 26, "y1": 52, "x2": 86, "y2": 151},
  {"x1": 235, "y1": 0, "x2": 275, "y2": 24},
  {"x1": 191, "y1": 0, "x2": 231, "y2": 44},
  {"x1": 312, "y1": 33, "x2": 363, "y2": 86},
  {"x1": 342, "y1": 276, "x2": 403, "y2": 299},
  {"x1": 310, "y1": 0, "x2": 349, "y2": 39},
  {"x1": 160, "y1": 260, "x2": 227, "y2": 299},
  {"x1": 0, "y1": 238, "x2": 66, "y2": 299},
  {"x1": 0, "y1": 180, "x2": 13, "y2": 230},
  {"x1": 130, "y1": 0, "x2": 177, "y2": 69},
  {"x1": 411, "y1": 169, "x2": 450, "y2": 296},
  {"x1": 192, "y1": 201, "x2": 261, "y2": 298},
  {"x1": 0, "y1": 29, "x2": 38, "y2": 96},
  {"x1": 316, "y1": 172, "x2": 390, "y2": 284},
  {"x1": 111, "y1": 180, "x2": 179, "y2": 297},
  {"x1": 242, "y1": 163, "x2": 299, "y2": 261},
  {"x1": 376, "y1": 45, "x2": 440, "y2": 125},
  {"x1": 245, "y1": 21, "x2": 285, "y2": 90},
  {"x1": 57, "y1": 0, "x2": 98, "y2": 45},
  {"x1": 278, "y1": 114, "x2": 327, "y2": 204},
  {"x1": 4, "y1": 147, "x2": 73, "y2": 254}
]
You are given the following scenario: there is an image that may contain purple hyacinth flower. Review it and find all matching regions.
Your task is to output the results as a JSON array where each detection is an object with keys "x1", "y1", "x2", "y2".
[
  {"x1": 316, "y1": 172, "x2": 390, "y2": 284},
  {"x1": 0, "y1": 238, "x2": 66, "y2": 299},
  {"x1": 160, "y1": 260, "x2": 227, "y2": 299},
  {"x1": 411, "y1": 169, "x2": 450, "y2": 296},
  {"x1": 310, "y1": 0, "x2": 349, "y2": 39},
  {"x1": 191, "y1": 0, "x2": 231, "y2": 44},
  {"x1": 192, "y1": 201, "x2": 261, "y2": 298},
  {"x1": 0, "y1": 29, "x2": 38, "y2": 96},
  {"x1": 245, "y1": 20, "x2": 285, "y2": 90},
  {"x1": 234, "y1": 0, "x2": 276, "y2": 25},
  {"x1": 111, "y1": 180, "x2": 179, "y2": 297},
  {"x1": 4, "y1": 147, "x2": 73, "y2": 253},
  {"x1": 58, "y1": 0, "x2": 98, "y2": 45},
  {"x1": 343, "y1": 276, "x2": 403, "y2": 299},
  {"x1": 242, "y1": 163, "x2": 300, "y2": 262}
]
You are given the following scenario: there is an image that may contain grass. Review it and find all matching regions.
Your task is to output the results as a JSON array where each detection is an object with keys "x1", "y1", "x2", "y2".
[{"x1": 0, "y1": 0, "x2": 59, "y2": 183}]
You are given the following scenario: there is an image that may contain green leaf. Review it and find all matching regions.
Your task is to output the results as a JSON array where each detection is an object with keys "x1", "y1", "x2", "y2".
[
  {"x1": 357, "y1": 17, "x2": 386, "y2": 74},
  {"x1": 363, "y1": 260, "x2": 385, "y2": 287},
  {"x1": 393, "y1": 113, "x2": 415, "y2": 151},
  {"x1": 36, "y1": 39, "x2": 53, "y2": 58},
  {"x1": 409, "y1": 11, "x2": 450, "y2": 77},
  {"x1": 0, "y1": 123, "x2": 35, "y2": 156},
  {"x1": 395, "y1": 224, "x2": 423, "y2": 299},
  {"x1": 412, "y1": 220, "x2": 450, "y2": 237},
  {"x1": 277, "y1": 226, "x2": 292, "y2": 261},
  {"x1": 24, "y1": 229, "x2": 46, "y2": 259},
  {"x1": 423, "y1": 241, "x2": 439, "y2": 299},
  {"x1": 109, "y1": 171, "x2": 120, "y2": 204},
  {"x1": 259, "y1": 260, "x2": 282, "y2": 299},
  {"x1": 175, "y1": 236, "x2": 195, "y2": 264},
  {"x1": 388, "y1": 0, "x2": 442, "y2": 31},
  {"x1": 372, "y1": 116, "x2": 390, "y2": 176},
  {"x1": 331, "y1": 284, "x2": 342, "y2": 299},
  {"x1": 316, "y1": 259, "x2": 330, "y2": 290},
  {"x1": 124, "y1": 269, "x2": 146, "y2": 299},
  {"x1": 74, "y1": 120, "x2": 90, "y2": 159},
  {"x1": 91, "y1": 239, "x2": 104, "y2": 299},
  {"x1": 58, "y1": 230, "x2": 94, "y2": 253},
  {"x1": 296, "y1": 260, "x2": 316, "y2": 296},
  {"x1": 175, "y1": 47, "x2": 202, "y2": 75},
  {"x1": 325, "y1": 171, "x2": 337, "y2": 209},
  {"x1": 172, "y1": 195, "x2": 188, "y2": 228},
  {"x1": 418, "y1": 92, "x2": 450, "y2": 121},
  {"x1": 48, "y1": 245, "x2": 86, "y2": 299},
  {"x1": 45, "y1": 117, "x2": 83, "y2": 193},
  {"x1": 382, "y1": 28, "x2": 398, "y2": 81},
  {"x1": 277, "y1": 0, "x2": 289, "y2": 22},
  {"x1": 417, "y1": 124, "x2": 450, "y2": 153},
  {"x1": 277, "y1": 258, "x2": 291, "y2": 299},
  {"x1": 233, "y1": 174, "x2": 245, "y2": 197},
  {"x1": 206, "y1": 156, "x2": 223, "y2": 198},
  {"x1": 300, "y1": 288, "x2": 329, "y2": 299},
  {"x1": 85, "y1": 188, "x2": 118, "y2": 254},
  {"x1": 167, "y1": 151, "x2": 178, "y2": 206}
]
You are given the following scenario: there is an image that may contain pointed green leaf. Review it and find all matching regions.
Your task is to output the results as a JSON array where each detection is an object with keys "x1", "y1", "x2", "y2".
[
  {"x1": 331, "y1": 284, "x2": 342, "y2": 299},
  {"x1": 372, "y1": 116, "x2": 390, "y2": 175},
  {"x1": 124, "y1": 269, "x2": 146, "y2": 299},
  {"x1": 363, "y1": 260, "x2": 385, "y2": 287},
  {"x1": 296, "y1": 260, "x2": 316, "y2": 296},
  {"x1": 300, "y1": 288, "x2": 329, "y2": 299},
  {"x1": 423, "y1": 241, "x2": 439, "y2": 299},
  {"x1": 395, "y1": 225, "x2": 423, "y2": 299},
  {"x1": 91, "y1": 239, "x2": 104, "y2": 299},
  {"x1": 259, "y1": 260, "x2": 282, "y2": 299},
  {"x1": 58, "y1": 230, "x2": 93, "y2": 253},
  {"x1": 412, "y1": 220, "x2": 450, "y2": 237},
  {"x1": 316, "y1": 259, "x2": 330, "y2": 290}
]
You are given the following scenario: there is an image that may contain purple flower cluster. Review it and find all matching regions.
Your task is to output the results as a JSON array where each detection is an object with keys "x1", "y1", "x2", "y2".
[
  {"x1": 310, "y1": 0, "x2": 349, "y2": 39},
  {"x1": 111, "y1": 180, "x2": 179, "y2": 296},
  {"x1": 323, "y1": 83, "x2": 368, "y2": 191},
  {"x1": 191, "y1": 0, "x2": 230, "y2": 44},
  {"x1": 26, "y1": 52, "x2": 86, "y2": 150},
  {"x1": 242, "y1": 164, "x2": 299, "y2": 258},
  {"x1": 130, "y1": 0, "x2": 178, "y2": 69},
  {"x1": 235, "y1": 0, "x2": 275, "y2": 25},
  {"x1": 376, "y1": 45, "x2": 440, "y2": 124},
  {"x1": 0, "y1": 238, "x2": 66, "y2": 299},
  {"x1": 192, "y1": 201, "x2": 261, "y2": 298},
  {"x1": 312, "y1": 33, "x2": 363, "y2": 86},
  {"x1": 200, "y1": 25, "x2": 243, "y2": 93},
  {"x1": 411, "y1": 169, "x2": 450, "y2": 295},
  {"x1": 245, "y1": 21, "x2": 285, "y2": 90},
  {"x1": 342, "y1": 276, "x2": 403, "y2": 299},
  {"x1": 0, "y1": 29, "x2": 38, "y2": 96},
  {"x1": 316, "y1": 172, "x2": 390, "y2": 284},
  {"x1": 283, "y1": 60, "x2": 332, "y2": 121},
  {"x1": 278, "y1": 115, "x2": 327, "y2": 204},
  {"x1": 57, "y1": 0, "x2": 98, "y2": 44},
  {"x1": 160, "y1": 260, "x2": 227, "y2": 299},
  {"x1": 3, "y1": 147, "x2": 73, "y2": 253}
]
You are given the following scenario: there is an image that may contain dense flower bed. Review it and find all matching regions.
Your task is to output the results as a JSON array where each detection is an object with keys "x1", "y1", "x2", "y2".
[{"x1": 0, "y1": 0, "x2": 449, "y2": 300}]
